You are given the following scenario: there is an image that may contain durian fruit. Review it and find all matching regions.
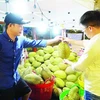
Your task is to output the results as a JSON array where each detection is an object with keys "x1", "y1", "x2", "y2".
[
  {"x1": 24, "y1": 72, "x2": 43, "y2": 84},
  {"x1": 53, "y1": 86, "x2": 62, "y2": 97},
  {"x1": 58, "y1": 42, "x2": 70, "y2": 59},
  {"x1": 43, "y1": 46, "x2": 54, "y2": 54},
  {"x1": 37, "y1": 50, "x2": 45, "y2": 56},
  {"x1": 41, "y1": 67, "x2": 53, "y2": 80}
]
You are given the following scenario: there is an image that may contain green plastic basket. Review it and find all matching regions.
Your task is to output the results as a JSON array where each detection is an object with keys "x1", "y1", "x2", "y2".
[{"x1": 59, "y1": 84, "x2": 84, "y2": 100}]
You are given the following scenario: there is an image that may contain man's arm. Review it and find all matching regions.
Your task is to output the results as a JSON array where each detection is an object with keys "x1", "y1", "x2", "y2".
[
  {"x1": 64, "y1": 44, "x2": 94, "y2": 72},
  {"x1": 64, "y1": 38, "x2": 89, "y2": 47},
  {"x1": 46, "y1": 36, "x2": 62, "y2": 46},
  {"x1": 23, "y1": 36, "x2": 62, "y2": 48}
]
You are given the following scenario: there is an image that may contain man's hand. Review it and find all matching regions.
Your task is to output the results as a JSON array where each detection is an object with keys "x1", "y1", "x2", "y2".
[
  {"x1": 63, "y1": 37, "x2": 71, "y2": 43},
  {"x1": 54, "y1": 36, "x2": 63, "y2": 43},
  {"x1": 63, "y1": 59, "x2": 74, "y2": 65},
  {"x1": 47, "y1": 35, "x2": 63, "y2": 46}
]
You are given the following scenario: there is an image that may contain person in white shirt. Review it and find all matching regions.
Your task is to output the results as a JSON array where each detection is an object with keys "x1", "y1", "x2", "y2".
[{"x1": 64, "y1": 10, "x2": 100, "y2": 100}]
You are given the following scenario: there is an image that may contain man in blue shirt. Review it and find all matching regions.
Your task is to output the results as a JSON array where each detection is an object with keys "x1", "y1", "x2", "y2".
[{"x1": 0, "y1": 13, "x2": 62, "y2": 100}]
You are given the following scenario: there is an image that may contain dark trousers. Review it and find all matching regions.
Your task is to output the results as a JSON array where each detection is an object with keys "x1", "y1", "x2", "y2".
[
  {"x1": 0, "y1": 87, "x2": 14, "y2": 100},
  {"x1": 0, "y1": 78, "x2": 31, "y2": 100}
]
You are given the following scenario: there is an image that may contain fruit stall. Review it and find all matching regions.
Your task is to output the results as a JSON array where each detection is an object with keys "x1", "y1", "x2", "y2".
[
  {"x1": 18, "y1": 40, "x2": 84, "y2": 100},
  {"x1": 1, "y1": 0, "x2": 100, "y2": 100}
]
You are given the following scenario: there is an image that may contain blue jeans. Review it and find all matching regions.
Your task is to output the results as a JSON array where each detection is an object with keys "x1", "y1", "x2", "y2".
[{"x1": 84, "y1": 90, "x2": 100, "y2": 100}]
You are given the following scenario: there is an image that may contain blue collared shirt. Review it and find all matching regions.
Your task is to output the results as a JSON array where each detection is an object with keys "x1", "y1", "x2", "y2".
[{"x1": 0, "y1": 31, "x2": 47, "y2": 89}]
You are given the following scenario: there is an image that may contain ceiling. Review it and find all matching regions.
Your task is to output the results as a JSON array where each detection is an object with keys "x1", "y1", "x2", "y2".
[{"x1": 0, "y1": 0, "x2": 98, "y2": 29}]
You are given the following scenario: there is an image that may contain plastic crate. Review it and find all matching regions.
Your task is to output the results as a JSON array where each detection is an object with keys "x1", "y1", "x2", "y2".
[
  {"x1": 28, "y1": 80, "x2": 54, "y2": 100},
  {"x1": 59, "y1": 84, "x2": 84, "y2": 100}
]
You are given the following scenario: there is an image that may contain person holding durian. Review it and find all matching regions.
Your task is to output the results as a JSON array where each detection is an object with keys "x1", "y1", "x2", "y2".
[
  {"x1": 64, "y1": 10, "x2": 100, "y2": 100},
  {"x1": 0, "y1": 13, "x2": 63, "y2": 100}
]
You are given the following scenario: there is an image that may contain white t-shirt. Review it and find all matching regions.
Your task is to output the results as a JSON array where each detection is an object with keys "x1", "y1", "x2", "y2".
[
  {"x1": 83, "y1": 40, "x2": 90, "y2": 48},
  {"x1": 72, "y1": 33, "x2": 100, "y2": 96}
]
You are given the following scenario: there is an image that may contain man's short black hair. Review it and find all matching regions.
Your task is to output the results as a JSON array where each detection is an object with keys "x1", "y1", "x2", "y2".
[{"x1": 80, "y1": 10, "x2": 100, "y2": 27}]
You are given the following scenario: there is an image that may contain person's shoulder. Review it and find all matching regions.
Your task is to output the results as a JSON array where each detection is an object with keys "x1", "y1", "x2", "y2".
[
  {"x1": 0, "y1": 33, "x2": 3, "y2": 36},
  {"x1": 0, "y1": 33, "x2": 3, "y2": 40},
  {"x1": 0, "y1": 32, "x2": 6, "y2": 38}
]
